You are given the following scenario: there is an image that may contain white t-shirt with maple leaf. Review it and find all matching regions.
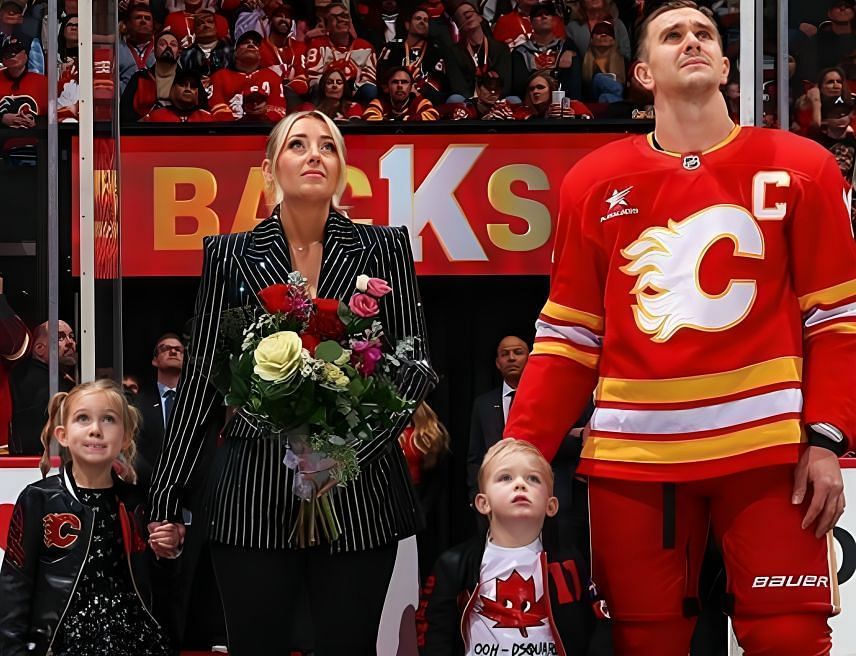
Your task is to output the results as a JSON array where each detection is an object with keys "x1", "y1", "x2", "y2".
[{"x1": 466, "y1": 537, "x2": 558, "y2": 656}]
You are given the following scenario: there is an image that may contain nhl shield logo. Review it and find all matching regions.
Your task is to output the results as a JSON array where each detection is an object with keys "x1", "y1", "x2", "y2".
[{"x1": 682, "y1": 155, "x2": 701, "y2": 171}]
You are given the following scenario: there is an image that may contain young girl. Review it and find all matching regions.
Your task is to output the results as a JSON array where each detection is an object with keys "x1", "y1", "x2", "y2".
[{"x1": 0, "y1": 379, "x2": 183, "y2": 656}]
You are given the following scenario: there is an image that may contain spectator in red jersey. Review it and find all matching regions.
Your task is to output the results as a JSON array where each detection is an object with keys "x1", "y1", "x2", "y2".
[
  {"x1": 362, "y1": 65, "x2": 439, "y2": 119},
  {"x1": 511, "y1": 0, "x2": 581, "y2": 99},
  {"x1": 794, "y1": 66, "x2": 847, "y2": 133},
  {"x1": 260, "y1": 4, "x2": 309, "y2": 101},
  {"x1": 444, "y1": 0, "x2": 512, "y2": 100},
  {"x1": 305, "y1": 2, "x2": 378, "y2": 102},
  {"x1": 238, "y1": 81, "x2": 284, "y2": 121},
  {"x1": 565, "y1": 0, "x2": 630, "y2": 60},
  {"x1": 177, "y1": 9, "x2": 233, "y2": 93},
  {"x1": 118, "y1": 4, "x2": 155, "y2": 92},
  {"x1": 56, "y1": 14, "x2": 79, "y2": 122},
  {"x1": 0, "y1": 37, "x2": 45, "y2": 127},
  {"x1": 298, "y1": 65, "x2": 363, "y2": 119},
  {"x1": 142, "y1": 68, "x2": 215, "y2": 121},
  {"x1": 209, "y1": 29, "x2": 287, "y2": 120},
  {"x1": 163, "y1": 0, "x2": 230, "y2": 48},
  {"x1": 493, "y1": 0, "x2": 565, "y2": 49},
  {"x1": 580, "y1": 19, "x2": 625, "y2": 102},
  {"x1": 377, "y1": 6, "x2": 448, "y2": 106},
  {"x1": 121, "y1": 29, "x2": 180, "y2": 122}
]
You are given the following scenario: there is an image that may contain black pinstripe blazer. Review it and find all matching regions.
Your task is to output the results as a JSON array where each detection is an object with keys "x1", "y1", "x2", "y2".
[{"x1": 148, "y1": 211, "x2": 437, "y2": 552}]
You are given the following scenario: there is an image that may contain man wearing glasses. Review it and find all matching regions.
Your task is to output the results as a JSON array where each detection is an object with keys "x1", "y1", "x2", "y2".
[
  {"x1": 135, "y1": 333, "x2": 185, "y2": 491},
  {"x1": 304, "y1": 2, "x2": 379, "y2": 101}
]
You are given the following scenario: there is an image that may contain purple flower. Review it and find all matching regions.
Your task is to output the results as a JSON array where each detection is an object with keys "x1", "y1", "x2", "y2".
[{"x1": 352, "y1": 339, "x2": 384, "y2": 377}]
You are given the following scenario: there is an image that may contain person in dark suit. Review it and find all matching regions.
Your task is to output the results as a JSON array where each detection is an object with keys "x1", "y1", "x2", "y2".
[
  {"x1": 9, "y1": 319, "x2": 76, "y2": 454},
  {"x1": 148, "y1": 110, "x2": 436, "y2": 656},
  {"x1": 466, "y1": 335, "x2": 529, "y2": 502},
  {"x1": 135, "y1": 332, "x2": 184, "y2": 493}
]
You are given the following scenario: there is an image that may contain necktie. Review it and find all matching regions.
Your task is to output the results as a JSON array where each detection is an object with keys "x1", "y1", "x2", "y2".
[
  {"x1": 163, "y1": 389, "x2": 176, "y2": 428},
  {"x1": 507, "y1": 390, "x2": 516, "y2": 407}
]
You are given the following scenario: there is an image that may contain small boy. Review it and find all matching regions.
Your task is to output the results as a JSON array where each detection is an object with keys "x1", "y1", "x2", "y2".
[{"x1": 418, "y1": 439, "x2": 608, "y2": 655}]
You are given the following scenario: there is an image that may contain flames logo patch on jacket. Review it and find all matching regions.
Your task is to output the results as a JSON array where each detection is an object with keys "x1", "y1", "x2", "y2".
[{"x1": 43, "y1": 512, "x2": 81, "y2": 549}]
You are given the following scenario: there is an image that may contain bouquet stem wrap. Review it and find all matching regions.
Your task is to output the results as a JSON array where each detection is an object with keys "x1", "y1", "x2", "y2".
[{"x1": 283, "y1": 429, "x2": 342, "y2": 548}]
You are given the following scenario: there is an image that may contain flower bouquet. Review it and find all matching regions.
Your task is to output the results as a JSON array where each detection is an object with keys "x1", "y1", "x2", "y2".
[{"x1": 213, "y1": 272, "x2": 415, "y2": 547}]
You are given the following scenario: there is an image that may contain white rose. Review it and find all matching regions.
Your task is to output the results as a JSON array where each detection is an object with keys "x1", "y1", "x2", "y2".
[
  {"x1": 355, "y1": 274, "x2": 371, "y2": 292},
  {"x1": 253, "y1": 331, "x2": 302, "y2": 382}
]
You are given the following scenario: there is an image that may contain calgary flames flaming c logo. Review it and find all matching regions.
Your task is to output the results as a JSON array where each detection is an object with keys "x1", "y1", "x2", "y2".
[
  {"x1": 43, "y1": 513, "x2": 82, "y2": 549},
  {"x1": 620, "y1": 205, "x2": 765, "y2": 342}
]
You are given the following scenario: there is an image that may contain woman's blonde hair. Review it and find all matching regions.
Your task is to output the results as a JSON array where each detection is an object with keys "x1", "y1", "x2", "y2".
[
  {"x1": 39, "y1": 378, "x2": 141, "y2": 483},
  {"x1": 407, "y1": 402, "x2": 450, "y2": 470},
  {"x1": 264, "y1": 110, "x2": 349, "y2": 211},
  {"x1": 582, "y1": 42, "x2": 626, "y2": 84}
]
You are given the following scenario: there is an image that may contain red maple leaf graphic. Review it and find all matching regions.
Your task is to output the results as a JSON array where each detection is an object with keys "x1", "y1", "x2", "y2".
[{"x1": 478, "y1": 570, "x2": 548, "y2": 638}]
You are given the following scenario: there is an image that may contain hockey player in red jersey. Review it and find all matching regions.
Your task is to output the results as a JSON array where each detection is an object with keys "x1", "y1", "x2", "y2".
[{"x1": 504, "y1": 1, "x2": 856, "y2": 654}]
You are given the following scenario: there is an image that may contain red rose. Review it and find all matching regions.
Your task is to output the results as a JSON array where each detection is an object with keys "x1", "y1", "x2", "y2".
[
  {"x1": 258, "y1": 284, "x2": 294, "y2": 314},
  {"x1": 308, "y1": 298, "x2": 346, "y2": 340},
  {"x1": 301, "y1": 333, "x2": 321, "y2": 355}
]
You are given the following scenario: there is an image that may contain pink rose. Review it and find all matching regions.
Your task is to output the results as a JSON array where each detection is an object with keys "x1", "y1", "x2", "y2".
[
  {"x1": 352, "y1": 339, "x2": 383, "y2": 377},
  {"x1": 349, "y1": 293, "x2": 379, "y2": 318},
  {"x1": 365, "y1": 277, "x2": 392, "y2": 298}
]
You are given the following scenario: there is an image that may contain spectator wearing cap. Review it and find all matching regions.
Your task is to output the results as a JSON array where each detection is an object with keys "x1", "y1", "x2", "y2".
[
  {"x1": 297, "y1": 65, "x2": 363, "y2": 120},
  {"x1": 493, "y1": 0, "x2": 565, "y2": 49},
  {"x1": 119, "y1": 3, "x2": 156, "y2": 92},
  {"x1": 444, "y1": 0, "x2": 511, "y2": 99},
  {"x1": 565, "y1": 0, "x2": 629, "y2": 61},
  {"x1": 0, "y1": 0, "x2": 31, "y2": 55},
  {"x1": 447, "y1": 71, "x2": 519, "y2": 119},
  {"x1": 362, "y1": 65, "x2": 439, "y2": 120},
  {"x1": 580, "y1": 19, "x2": 624, "y2": 103},
  {"x1": 259, "y1": 4, "x2": 309, "y2": 100},
  {"x1": 810, "y1": 94, "x2": 856, "y2": 184},
  {"x1": 796, "y1": 0, "x2": 856, "y2": 82},
  {"x1": 209, "y1": 29, "x2": 287, "y2": 120},
  {"x1": 121, "y1": 29, "x2": 181, "y2": 122},
  {"x1": 0, "y1": 37, "x2": 45, "y2": 128},
  {"x1": 177, "y1": 9, "x2": 233, "y2": 92},
  {"x1": 377, "y1": 6, "x2": 448, "y2": 106},
  {"x1": 305, "y1": 2, "x2": 378, "y2": 102},
  {"x1": 163, "y1": 0, "x2": 230, "y2": 48},
  {"x1": 795, "y1": 65, "x2": 847, "y2": 133},
  {"x1": 142, "y1": 69, "x2": 215, "y2": 121},
  {"x1": 511, "y1": 0, "x2": 580, "y2": 99}
]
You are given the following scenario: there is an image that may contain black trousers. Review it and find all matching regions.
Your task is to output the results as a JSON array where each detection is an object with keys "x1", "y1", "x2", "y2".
[{"x1": 210, "y1": 540, "x2": 398, "y2": 656}]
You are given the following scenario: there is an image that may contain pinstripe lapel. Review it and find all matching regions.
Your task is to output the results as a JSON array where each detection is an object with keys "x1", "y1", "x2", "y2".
[
  {"x1": 317, "y1": 212, "x2": 366, "y2": 299},
  {"x1": 236, "y1": 212, "x2": 368, "y2": 306}
]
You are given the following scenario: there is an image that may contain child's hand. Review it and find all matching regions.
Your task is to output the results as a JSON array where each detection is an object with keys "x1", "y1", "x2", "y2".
[{"x1": 147, "y1": 521, "x2": 186, "y2": 559}]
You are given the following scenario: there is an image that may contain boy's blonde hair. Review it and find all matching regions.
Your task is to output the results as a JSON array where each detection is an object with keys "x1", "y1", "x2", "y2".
[
  {"x1": 39, "y1": 378, "x2": 141, "y2": 483},
  {"x1": 477, "y1": 438, "x2": 554, "y2": 494}
]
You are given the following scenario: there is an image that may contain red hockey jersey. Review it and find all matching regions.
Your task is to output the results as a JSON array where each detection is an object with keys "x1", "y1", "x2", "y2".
[
  {"x1": 208, "y1": 67, "x2": 286, "y2": 120},
  {"x1": 505, "y1": 126, "x2": 856, "y2": 482}
]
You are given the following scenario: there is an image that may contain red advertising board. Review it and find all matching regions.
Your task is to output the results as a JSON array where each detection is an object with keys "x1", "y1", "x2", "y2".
[{"x1": 72, "y1": 132, "x2": 630, "y2": 277}]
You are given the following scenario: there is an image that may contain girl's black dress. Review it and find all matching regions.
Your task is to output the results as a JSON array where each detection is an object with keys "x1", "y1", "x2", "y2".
[{"x1": 51, "y1": 488, "x2": 170, "y2": 656}]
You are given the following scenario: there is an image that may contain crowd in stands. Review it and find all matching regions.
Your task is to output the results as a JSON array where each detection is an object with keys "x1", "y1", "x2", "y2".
[{"x1": 4, "y1": 0, "x2": 856, "y2": 166}]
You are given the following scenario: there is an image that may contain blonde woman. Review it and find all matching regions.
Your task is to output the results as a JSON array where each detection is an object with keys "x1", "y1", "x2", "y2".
[{"x1": 148, "y1": 110, "x2": 437, "y2": 655}]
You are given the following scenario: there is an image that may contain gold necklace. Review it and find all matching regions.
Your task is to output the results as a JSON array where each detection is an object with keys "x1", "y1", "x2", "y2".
[{"x1": 292, "y1": 240, "x2": 321, "y2": 252}]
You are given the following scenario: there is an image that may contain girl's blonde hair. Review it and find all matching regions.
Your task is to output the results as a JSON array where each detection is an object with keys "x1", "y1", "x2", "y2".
[
  {"x1": 39, "y1": 378, "x2": 141, "y2": 483},
  {"x1": 407, "y1": 402, "x2": 450, "y2": 470},
  {"x1": 264, "y1": 110, "x2": 349, "y2": 211}
]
